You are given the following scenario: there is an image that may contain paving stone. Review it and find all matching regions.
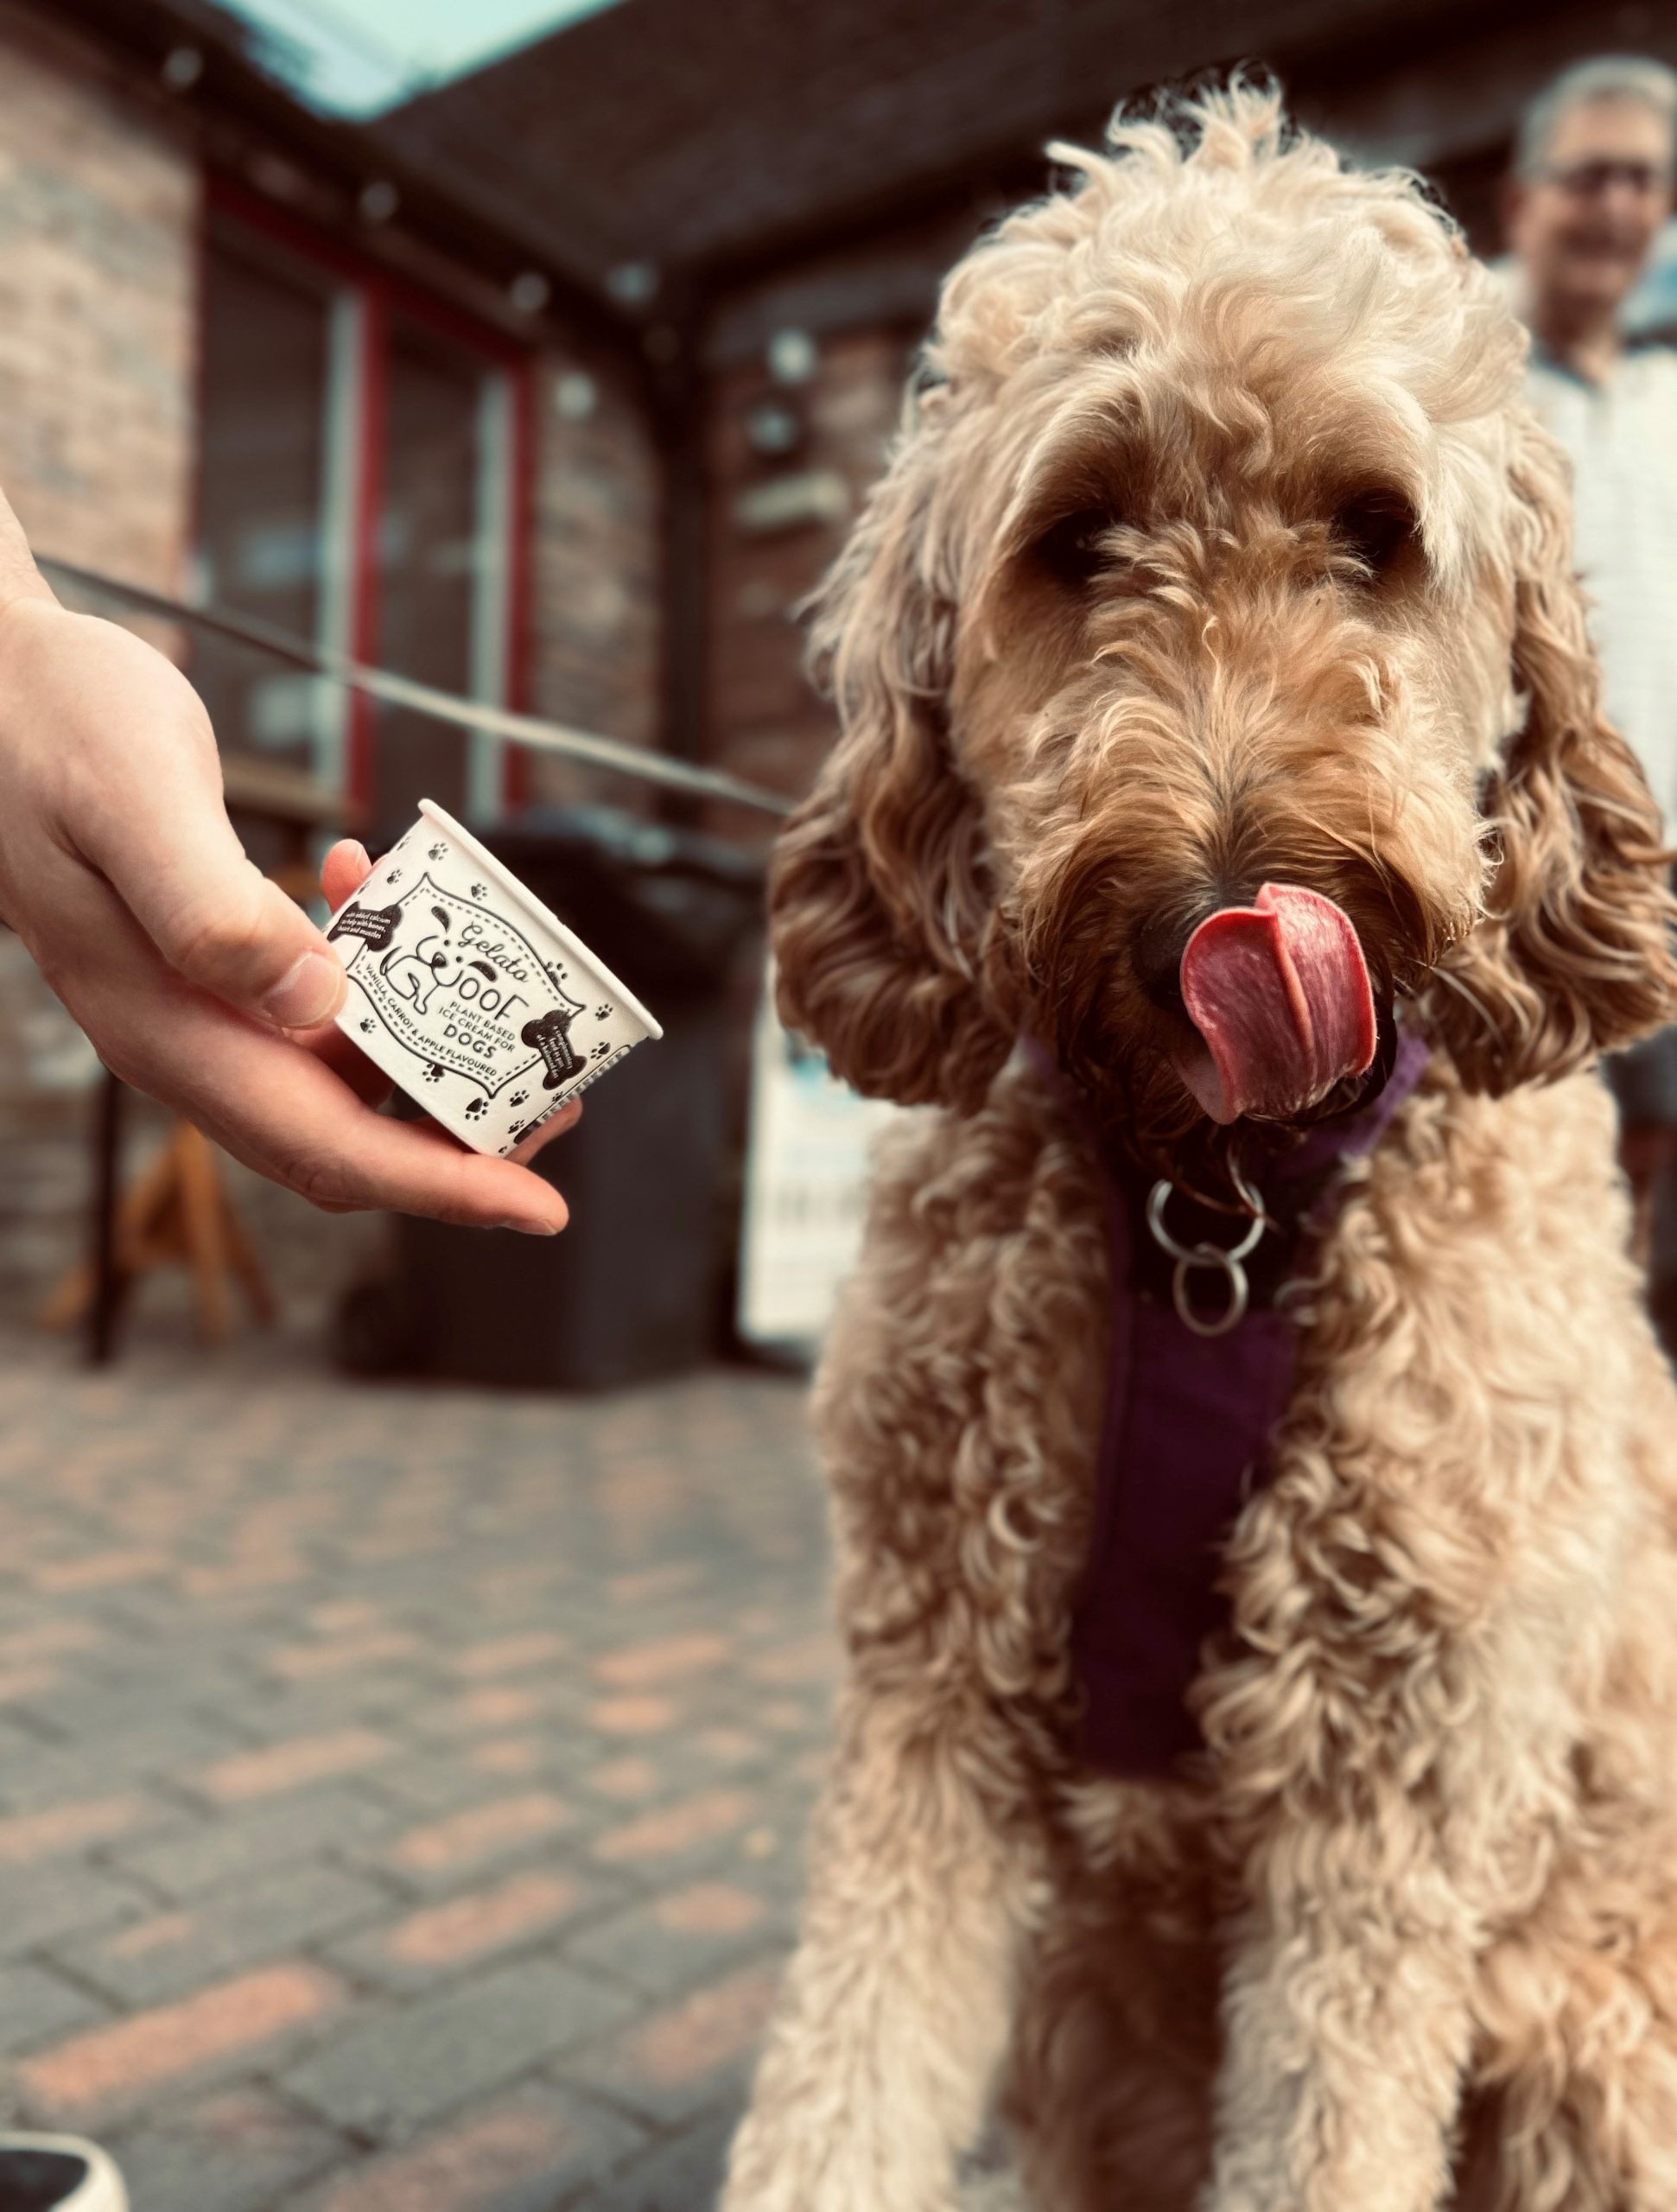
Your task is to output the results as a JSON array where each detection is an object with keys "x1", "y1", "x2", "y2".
[
  {"x1": 328, "y1": 1866, "x2": 615, "y2": 1990},
  {"x1": 279, "y1": 1957, "x2": 642, "y2": 2139},
  {"x1": 378, "y1": 1792, "x2": 577, "y2": 1890},
  {"x1": 560, "y1": 1955, "x2": 786, "y2": 2127},
  {"x1": 0, "y1": 1339, "x2": 827, "y2": 2203},
  {"x1": 0, "y1": 1620, "x2": 108, "y2": 1669},
  {"x1": 416, "y1": 1683, "x2": 559, "y2": 1737},
  {"x1": 100, "y1": 2084, "x2": 346, "y2": 2212},
  {"x1": 0, "y1": 1859, "x2": 152, "y2": 1959},
  {"x1": 0, "y1": 1960, "x2": 111, "y2": 2056},
  {"x1": 58, "y1": 1858, "x2": 389, "y2": 2007},
  {"x1": 585, "y1": 1695, "x2": 683, "y2": 1738},
  {"x1": 0, "y1": 1720, "x2": 246, "y2": 1811},
  {"x1": 592, "y1": 1787, "x2": 759, "y2": 1872},
  {"x1": 264, "y1": 1629, "x2": 423, "y2": 1680},
  {"x1": 195, "y1": 1728, "x2": 396, "y2": 1804},
  {"x1": 586, "y1": 2104, "x2": 741, "y2": 2212},
  {"x1": 0, "y1": 1792, "x2": 157, "y2": 1867},
  {"x1": 449, "y1": 1630, "x2": 571, "y2": 1680},
  {"x1": 110, "y1": 1786, "x2": 398, "y2": 1901},
  {"x1": 563, "y1": 1880, "x2": 782, "y2": 1996},
  {"x1": 356, "y1": 1750, "x2": 537, "y2": 1818},
  {"x1": 290, "y1": 2085, "x2": 645, "y2": 2212},
  {"x1": 207, "y1": 1669, "x2": 439, "y2": 1735},
  {"x1": 592, "y1": 1632, "x2": 733, "y2": 1691},
  {"x1": 467, "y1": 1736, "x2": 548, "y2": 1779},
  {"x1": 16, "y1": 1960, "x2": 350, "y2": 2123},
  {"x1": 582, "y1": 1756, "x2": 664, "y2": 1805}
]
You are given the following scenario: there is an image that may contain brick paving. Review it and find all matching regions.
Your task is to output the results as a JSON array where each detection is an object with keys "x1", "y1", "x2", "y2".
[{"x1": 0, "y1": 1324, "x2": 833, "y2": 2210}]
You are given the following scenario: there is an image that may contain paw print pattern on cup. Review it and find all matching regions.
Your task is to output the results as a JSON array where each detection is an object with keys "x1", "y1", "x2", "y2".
[{"x1": 327, "y1": 798, "x2": 661, "y2": 1156}]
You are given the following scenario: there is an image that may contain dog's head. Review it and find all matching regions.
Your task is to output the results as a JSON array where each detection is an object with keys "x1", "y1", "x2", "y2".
[
  {"x1": 770, "y1": 85, "x2": 1675, "y2": 1171},
  {"x1": 416, "y1": 909, "x2": 464, "y2": 981}
]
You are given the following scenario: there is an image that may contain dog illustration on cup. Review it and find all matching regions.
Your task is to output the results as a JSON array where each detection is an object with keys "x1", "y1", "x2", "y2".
[{"x1": 379, "y1": 906, "x2": 494, "y2": 1017}]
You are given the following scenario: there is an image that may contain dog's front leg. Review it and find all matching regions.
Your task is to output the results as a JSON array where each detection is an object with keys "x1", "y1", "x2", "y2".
[
  {"x1": 1200, "y1": 1821, "x2": 1478, "y2": 2212},
  {"x1": 723, "y1": 1681, "x2": 1040, "y2": 2212},
  {"x1": 1194, "y1": 1510, "x2": 1541, "y2": 2212}
]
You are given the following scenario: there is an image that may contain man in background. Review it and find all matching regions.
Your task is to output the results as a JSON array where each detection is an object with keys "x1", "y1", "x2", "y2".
[{"x1": 1506, "y1": 54, "x2": 1677, "y2": 1340}]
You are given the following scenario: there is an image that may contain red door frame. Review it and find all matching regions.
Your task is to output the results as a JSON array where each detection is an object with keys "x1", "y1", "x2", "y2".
[{"x1": 197, "y1": 173, "x2": 535, "y2": 816}]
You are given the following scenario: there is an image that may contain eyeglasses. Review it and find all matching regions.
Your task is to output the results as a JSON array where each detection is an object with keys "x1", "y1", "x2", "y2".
[{"x1": 1540, "y1": 157, "x2": 1675, "y2": 200}]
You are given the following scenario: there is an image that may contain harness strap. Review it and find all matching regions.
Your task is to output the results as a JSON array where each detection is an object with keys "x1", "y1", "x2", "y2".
[{"x1": 1030, "y1": 1027, "x2": 1430, "y2": 1774}]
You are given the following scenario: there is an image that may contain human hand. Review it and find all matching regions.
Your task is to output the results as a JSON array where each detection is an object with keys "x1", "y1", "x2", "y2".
[{"x1": 0, "y1": 588, "x2": 575, "y2": 1230}]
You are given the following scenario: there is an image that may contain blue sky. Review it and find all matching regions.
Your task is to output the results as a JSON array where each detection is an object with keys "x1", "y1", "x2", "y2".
[{"x1": 219, "y1": 0, "x2": 626, "y2": 113}]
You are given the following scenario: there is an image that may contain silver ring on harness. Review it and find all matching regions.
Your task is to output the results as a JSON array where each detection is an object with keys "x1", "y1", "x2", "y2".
[{"x1": 1146, "y1": 1174, "x2": 1268, "y2": 1338}]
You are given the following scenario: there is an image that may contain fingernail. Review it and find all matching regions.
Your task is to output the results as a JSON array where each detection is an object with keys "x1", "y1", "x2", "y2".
[
  {"x1": 496, "y1": 1216, "x2": 562, "y2": 1236},
  {"x1": 264, "y1": 950, "x2": 345, "y2": 1029}
]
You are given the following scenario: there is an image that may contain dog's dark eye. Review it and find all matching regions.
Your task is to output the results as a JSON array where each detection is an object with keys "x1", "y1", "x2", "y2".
[
  {"x1": 1331, "y1": 493, "x2": 1418, "y2": 582},
  {"x1": 1035, "y1": 508, "x2": 1120, "y2": 590}
]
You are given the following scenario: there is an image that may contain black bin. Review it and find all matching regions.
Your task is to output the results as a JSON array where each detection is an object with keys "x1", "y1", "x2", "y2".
[{"x1": 340, "y1": 805, "x2": 764, "y2": 1390}]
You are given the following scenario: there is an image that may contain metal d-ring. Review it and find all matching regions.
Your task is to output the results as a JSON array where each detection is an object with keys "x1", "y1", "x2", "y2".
[{"x1": 1146, "y1": 1171, "x2": 1268, "y2": 1338}]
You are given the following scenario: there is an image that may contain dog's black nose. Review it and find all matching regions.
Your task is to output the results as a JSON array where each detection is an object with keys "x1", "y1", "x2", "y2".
[
  {"x1": 1133, "y1": 885, "x2": 1254, "y2": 1015},
  {"x1": 1130, "y1": 909, "x2": 1196, "y2": 1016}
]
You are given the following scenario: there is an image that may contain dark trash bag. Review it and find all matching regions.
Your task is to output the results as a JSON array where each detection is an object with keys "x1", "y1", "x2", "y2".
[{"x1": 336, "y1": 806, "x2": 765, "y2": 1390}]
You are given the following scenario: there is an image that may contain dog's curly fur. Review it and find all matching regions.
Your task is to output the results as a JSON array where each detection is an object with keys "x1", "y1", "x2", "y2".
[{"x1": 722, "y1": 84, "x2": 1677, "y2": 2212}]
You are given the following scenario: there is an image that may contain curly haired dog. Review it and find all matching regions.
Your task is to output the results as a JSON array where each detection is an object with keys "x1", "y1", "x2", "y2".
[{"x1": 721, "y1": 84, "x2": 1677, "y2": 2212}]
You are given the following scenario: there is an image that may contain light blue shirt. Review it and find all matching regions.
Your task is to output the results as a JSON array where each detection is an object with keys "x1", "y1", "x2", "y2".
[{"x1": 1525, "y1": 341, "x2": 1677, "y2": 833}]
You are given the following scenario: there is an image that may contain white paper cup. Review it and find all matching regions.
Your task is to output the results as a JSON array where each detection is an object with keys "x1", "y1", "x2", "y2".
[{"x1": 327, "y1": 798, "x2": 663, "y2": 1158}]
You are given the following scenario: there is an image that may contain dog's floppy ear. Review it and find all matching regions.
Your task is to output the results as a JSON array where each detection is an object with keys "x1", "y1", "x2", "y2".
[
  {"x1": 767, "y1": 391, "x2": 1013, "y2": 1109},
  {"x1": 1432, "y1": 409, "x2": 1677, "y2": 1092}
]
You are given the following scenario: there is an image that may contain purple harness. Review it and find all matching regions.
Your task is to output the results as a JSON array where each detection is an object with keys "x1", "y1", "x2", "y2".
[{"x1": 1034, "y1": 1029, "x2": 1431, "y2": 1775}]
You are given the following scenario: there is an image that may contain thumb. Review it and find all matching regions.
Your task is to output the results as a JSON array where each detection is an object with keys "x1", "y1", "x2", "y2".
[
  {"x1": 90, "y1": 766, "x2": 348, "y2": 1031},
  {"x1": 153, "y1": 859, "x2": 350, "y2": 1031}
]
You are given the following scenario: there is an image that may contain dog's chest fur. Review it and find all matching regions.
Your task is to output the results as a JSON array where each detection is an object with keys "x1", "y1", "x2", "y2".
[{"x1": 816, "y1": 1054, "x2": 1677, "y2": 1820}]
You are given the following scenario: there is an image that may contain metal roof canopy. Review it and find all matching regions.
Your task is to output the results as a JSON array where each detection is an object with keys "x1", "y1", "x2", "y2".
[
  {"x1": 44, "y1": 0, "x2": 1635, "y2": 327},
  {"x1": 381, "y1": 0, "x2": 1556, "y2": 305}
]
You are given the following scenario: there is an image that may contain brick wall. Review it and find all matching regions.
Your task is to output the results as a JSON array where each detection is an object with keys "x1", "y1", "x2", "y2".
[
  {"x1": 0, "y1": 8, "x2": 204, "y2": 1324},
  {"x1": 702, "y1": 326, "x2": 912, "y2": 842},
  {"x1": 524, "y1": 348, "x2": 662, "y2": 812},
  {"x1": 0, "y1": 6, "x2": 197, "y2": 582}
]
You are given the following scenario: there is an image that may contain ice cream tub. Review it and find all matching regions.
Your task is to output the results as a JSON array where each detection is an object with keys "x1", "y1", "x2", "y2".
[{"x1": 327, "y1": 798, "x2": 663, "y2": 1157}]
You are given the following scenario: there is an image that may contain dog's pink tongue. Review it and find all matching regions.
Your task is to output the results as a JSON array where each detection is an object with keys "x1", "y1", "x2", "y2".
[{"x1": 1177, "y1": 884, "x2": 1375, "y2": 1124}]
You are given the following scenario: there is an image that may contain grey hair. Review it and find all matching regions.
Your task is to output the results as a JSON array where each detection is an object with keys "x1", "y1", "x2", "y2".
[{"x1": 1515, "y1": 54, "x2": 1677, "y2": 178}]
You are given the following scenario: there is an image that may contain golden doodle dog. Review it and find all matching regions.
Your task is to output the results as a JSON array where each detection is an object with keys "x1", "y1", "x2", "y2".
[{"x1": 722, "y1": 82, "x2": 1677, "y2": 2212}]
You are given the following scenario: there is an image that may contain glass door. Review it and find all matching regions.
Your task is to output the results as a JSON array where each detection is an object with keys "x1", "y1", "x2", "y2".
[
  {"x1": 193, "y1": 225, "x2": 355, "y2": 797},
  {"x1": 191, "y1": 197, "x2": 524, "y2": 836},
  {"x1": 371, "y1": 313, "x2": 514, "y2": 829}
]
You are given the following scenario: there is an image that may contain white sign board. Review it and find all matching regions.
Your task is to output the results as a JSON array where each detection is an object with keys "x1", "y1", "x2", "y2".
[{"x1": 737, "y1": 969, "x2": 900, "y2": 1354}]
